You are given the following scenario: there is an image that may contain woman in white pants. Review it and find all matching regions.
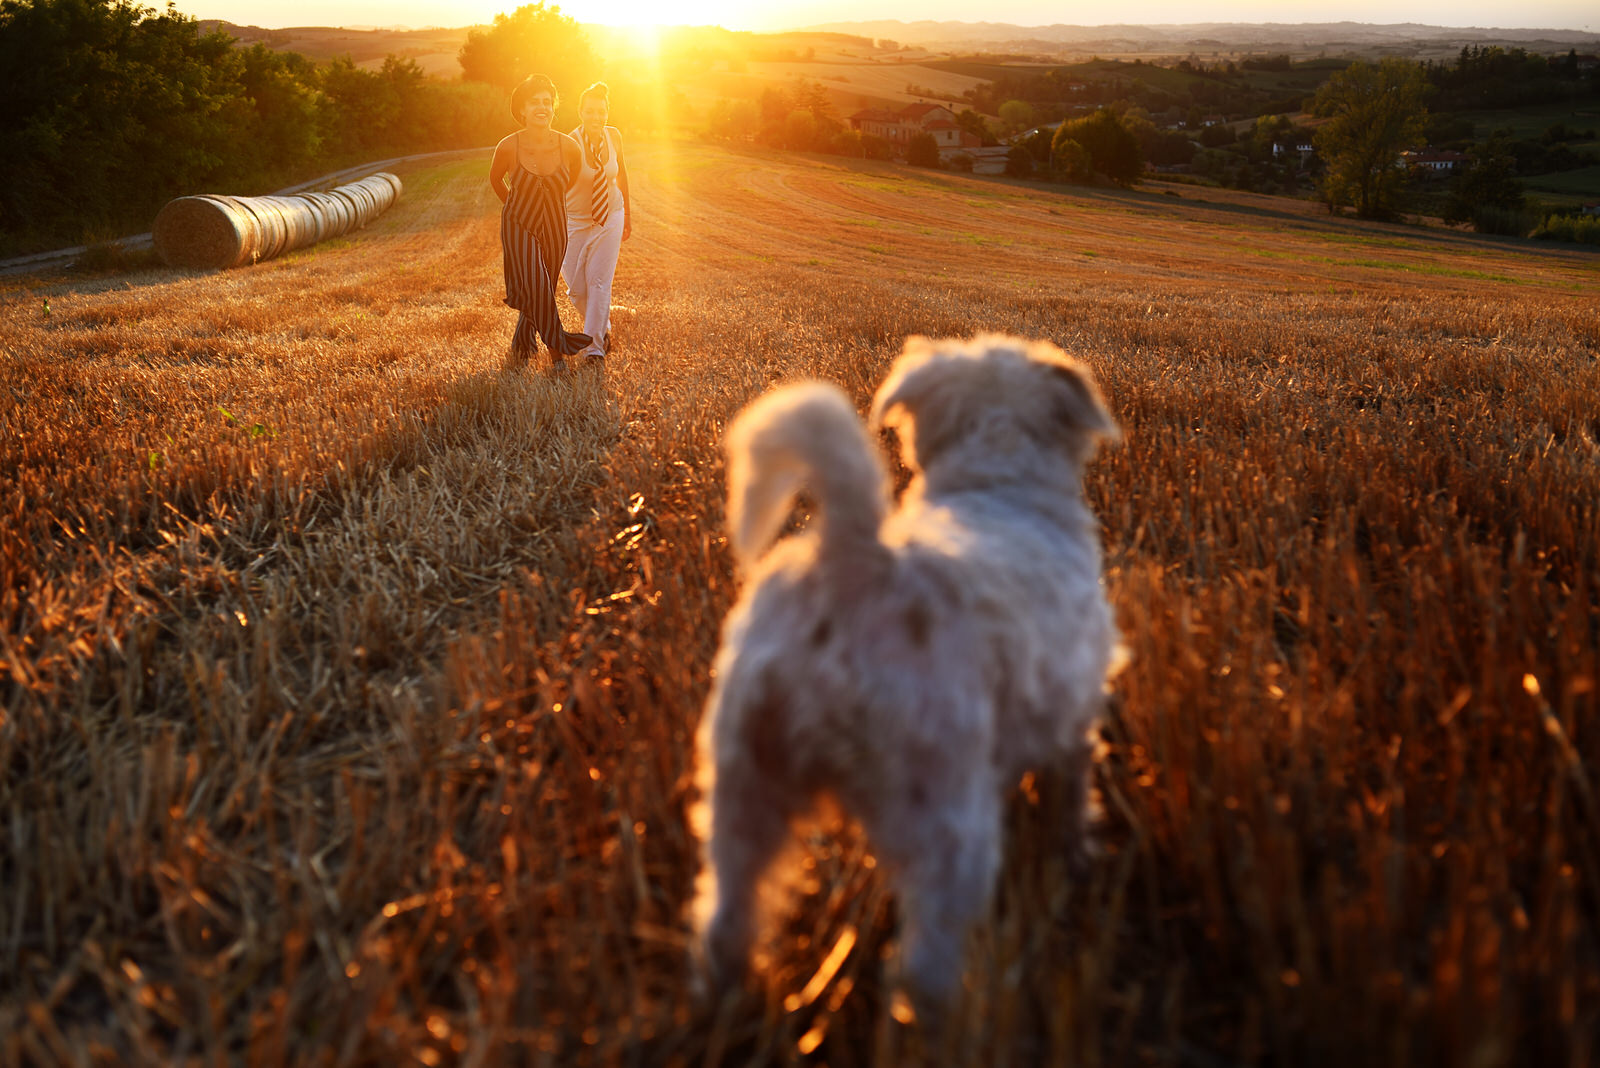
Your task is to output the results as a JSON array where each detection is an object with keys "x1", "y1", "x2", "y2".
[{"x1": 563, "y1": 82, "x2": 631, "y2": 361}]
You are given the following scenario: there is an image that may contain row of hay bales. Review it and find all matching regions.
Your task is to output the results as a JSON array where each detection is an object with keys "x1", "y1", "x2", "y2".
[{"x1": 152, "y1": 172, "x2": 403, "y2": 270}]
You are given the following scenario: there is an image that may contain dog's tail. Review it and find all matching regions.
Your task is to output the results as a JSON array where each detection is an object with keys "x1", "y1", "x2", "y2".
[{"x1": 725, "y1": 382, "x2": 890, "y2": 571}]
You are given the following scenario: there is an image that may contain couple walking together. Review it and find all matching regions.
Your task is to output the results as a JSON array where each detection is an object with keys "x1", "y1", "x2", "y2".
[{"x1": 489, "y1": 75, "x2": 630, "y2": 371}]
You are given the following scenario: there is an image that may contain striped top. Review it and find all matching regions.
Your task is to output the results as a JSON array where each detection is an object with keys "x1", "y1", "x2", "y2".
[
  {"x1": 565, "y1": 125, "x2": 621, "y2": 227},
  {"x1": 500, "y1": 157, "x2": 589, "y2": 357},
  {"x1": 504, "y1": 157, "x2": 569, "y2": 250}
]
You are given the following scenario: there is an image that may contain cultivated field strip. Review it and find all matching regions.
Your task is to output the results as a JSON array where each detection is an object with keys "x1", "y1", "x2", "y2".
[{"x1": 2, "y1": 140, "x2": 1598, "y2": 1065}]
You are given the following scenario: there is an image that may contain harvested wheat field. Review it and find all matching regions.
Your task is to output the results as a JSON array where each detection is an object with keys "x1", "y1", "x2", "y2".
[{"x1": 2, "y1": 141, "x2": 1599, "y2": 1065}]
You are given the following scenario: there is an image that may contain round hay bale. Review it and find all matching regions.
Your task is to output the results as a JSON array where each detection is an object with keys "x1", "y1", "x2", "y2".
[
  {"x1": 151, "y1": 171, "x2": 405, "y2": 270},
  {"x1": 348, "y1": 183, "x2": 378, "y2": 223},
  {"x1": 304, "y1": 191, "x2": 348, "y2": 238},
  {"x1": 330, "y1": 188, "x2": 367, "y2": 229},
  {"x1": 305, "y1": 191, "x2": 345, "y2": 241},
  {"x1": 152, "y1": 195, "x2": 257, "y2": 269},
  {"x1": 274, "y1": 196, "x2": 318, "y2": 251},
  {"x1": 234, "y1": 198, "x2": 287, "y2": 263}
]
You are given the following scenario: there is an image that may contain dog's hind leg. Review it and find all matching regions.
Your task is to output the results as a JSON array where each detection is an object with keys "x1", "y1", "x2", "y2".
[
  {"x1": 696, "y1": 762, "x2": 793, "y2": 995},
  {"x1": 873, "y1": 777, "x2": 1002, "y2": 1020}
]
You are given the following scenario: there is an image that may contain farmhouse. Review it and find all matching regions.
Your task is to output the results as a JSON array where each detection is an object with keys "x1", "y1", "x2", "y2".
[
  {"x1": 1549, "y1": 52, "x2": 1599, "y2": 70},
  {"x1": 1402, "y1": 147, "x2": 1470, "y2": 175},
  {"x1": 1272, "y1": 141, "x2": 1316, "y2": 163},
  {"x1": 849, "y1": 101, "x2": 982, "y2": 159},
  {"x1": 952, "y1": 146, "x2": 1013, "y2": 175}
]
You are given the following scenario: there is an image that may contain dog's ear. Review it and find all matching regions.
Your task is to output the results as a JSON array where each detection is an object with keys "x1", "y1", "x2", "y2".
[
  {"x1": 869, "y1": 335, "x2": 940, "y2": 433},
  {"x1": 1041, "y1": 356, "x2": 1120, "y2": 445}
]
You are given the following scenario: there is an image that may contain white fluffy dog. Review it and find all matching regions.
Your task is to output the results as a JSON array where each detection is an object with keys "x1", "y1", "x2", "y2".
[{"x1": 691, "y1": 334, "x2": 1123, "y2": 1015}]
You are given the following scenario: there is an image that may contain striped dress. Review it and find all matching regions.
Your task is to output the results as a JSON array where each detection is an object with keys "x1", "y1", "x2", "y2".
[{"x1": 502, "y1": 158, "x2": 591, "y2": 360}]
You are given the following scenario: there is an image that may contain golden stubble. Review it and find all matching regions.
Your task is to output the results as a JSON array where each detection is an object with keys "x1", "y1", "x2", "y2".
[{"x1": 1, "y1": 143, "x2": 1598, "y2": 1064}]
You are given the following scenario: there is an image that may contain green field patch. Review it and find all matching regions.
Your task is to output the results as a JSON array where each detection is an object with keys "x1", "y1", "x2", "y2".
[
  {"x1": 1523, "y1": 165, "x2": 1600, "y2": 200},
  {"x1": 1317, "y1": 231, "x2": 1430, "y2": 251},
  {"x1": 1455, "y1": 103, "x2": 1600, "y2": 144},
  {"x1": 845, "y1": 177, "x2": 910, "y2": 194}
]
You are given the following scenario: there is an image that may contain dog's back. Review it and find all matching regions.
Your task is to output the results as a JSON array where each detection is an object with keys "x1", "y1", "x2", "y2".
[{"x1": 694, "y1": 336, "x2": 1121, "y2": 1013}]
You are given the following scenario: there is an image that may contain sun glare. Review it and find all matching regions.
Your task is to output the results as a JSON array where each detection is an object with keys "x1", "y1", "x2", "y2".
[
  {"x1": 615, "y1": 22, "x2": 664, "y2": 53},
  {"x1": 560, "y1": 0, "x2": 762, "y2": 29}
]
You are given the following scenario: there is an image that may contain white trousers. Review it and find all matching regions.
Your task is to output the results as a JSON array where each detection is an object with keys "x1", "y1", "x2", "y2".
[{"x1": 562, "y1": 211, "x2": 624, "y2": 357}]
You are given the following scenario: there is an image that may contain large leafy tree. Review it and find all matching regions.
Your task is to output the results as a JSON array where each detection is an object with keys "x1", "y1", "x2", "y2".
[
  {"x1": 1311, "y1": 58, "x2": 1429, "y2": 219},
  {"x1": 0, "y1": 0, "x2": 244, "y2": 246},
  {"x1": 458, "y1": 2, "x2": 595, "y2": 114},
  {"x1": 1051, "y1": 108, "x2": 1142, "y2": 185},
  {"x1": 1443, "y1": 135, "x2": 1525, "y2": 226},
  {"x1": 230, "y1": 44, "x2": 323, "y2": 179},
  {"x1": 0, "y1": 0, "x2": 565, "y2": 255}
]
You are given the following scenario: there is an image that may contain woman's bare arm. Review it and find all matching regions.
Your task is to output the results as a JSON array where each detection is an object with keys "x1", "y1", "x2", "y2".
[
  {"x1": 489, "y1": 134, "x2": 516, "y2": 204},
  {"x1": 561, "y1": 134, "x2": 583, "y2": 193}
]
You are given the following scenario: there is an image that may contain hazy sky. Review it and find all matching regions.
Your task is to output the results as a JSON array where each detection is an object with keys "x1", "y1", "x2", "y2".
[{"x1": 186, "y1": 1, "x2": 1598, "y2": 32}]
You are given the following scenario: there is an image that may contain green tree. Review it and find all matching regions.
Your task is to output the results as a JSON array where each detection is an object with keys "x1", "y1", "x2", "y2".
[
  {"x1": 0, "y1": 0, "x2": 245, "y2": 251},
  {"x1": 231, "y1": 44, "x2": 323, "y2": 179},
  {"x1": 906, "y1": 131, "x2": 939, "y2": 167},
  {"x1": 457, "y1": 2, "x2": 595, "y2": 111},
  {"x1": 706, "y1": 97, "x2": 760, "y2": 141},
  {"x1": 791, "y1": 78, "x2": 834, "y2": 122},
  {"x1": 1311, "y1": 58, "x2": 1429, "y2": 219},
  {"x1": 319, "y1": 56, "x2": 400, "y2": 157},
  {"x1": 955, "y1": 108, "x2": 997, "y2": 146},
  {"x1": 1443, "y1": 135, "x2": 1525, "y2": 225},
  {"x1": 998, "y1": 98, "x2": 1033, "y2": 133},
  {"x1": 781, "y1": 109, "x2": 818, "y2": 151},
  {"x1": 1052, "y1": 138, "x2": 1092, "y2": 182},
  {"x1": 1052, "y1": 108, "x2": 1142, "y2": 185}
]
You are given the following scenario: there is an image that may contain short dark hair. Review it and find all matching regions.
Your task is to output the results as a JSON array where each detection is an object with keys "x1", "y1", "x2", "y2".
[
  {"x1": 510, "y1": 74, "x2": 559, "y2": 125},
  {"x1": 579, "y1": 81, "x2": 609, "y2": 107}
]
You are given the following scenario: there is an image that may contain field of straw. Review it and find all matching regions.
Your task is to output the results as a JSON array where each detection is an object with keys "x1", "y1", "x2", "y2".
[{"x1": 3, "y1": 141, "x2": 1599, "y2": 1065}]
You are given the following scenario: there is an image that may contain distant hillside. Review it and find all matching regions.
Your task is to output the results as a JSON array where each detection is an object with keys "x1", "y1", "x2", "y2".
[
  {"x1": 196, "y1": 21, "x2": 890, "y2": 79},
  {"x1": 198, "y1": 21, "x2": 472, "y2": 76},
  {"x1": 803, "y1": 19, "x2": 1600, "y2": 58}
]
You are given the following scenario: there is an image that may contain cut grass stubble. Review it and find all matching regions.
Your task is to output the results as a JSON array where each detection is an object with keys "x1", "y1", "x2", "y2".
[{"x1": 2, "y1": 142, "x2": 1598, "y2": 1065}]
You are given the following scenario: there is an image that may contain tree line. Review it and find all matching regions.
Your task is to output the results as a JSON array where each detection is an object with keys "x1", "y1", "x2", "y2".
[{"x1": 0, "y1": 0, "x2": 608, "y2": 257}]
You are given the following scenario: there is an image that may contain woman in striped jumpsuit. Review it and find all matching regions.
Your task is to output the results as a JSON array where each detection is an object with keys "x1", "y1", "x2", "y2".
[
  {"x1": 489, "y1": 74, "x2": 591, "y2": 370},
  {"x1": 563, "y1": 82, "x2": 631, "y2": 360}
]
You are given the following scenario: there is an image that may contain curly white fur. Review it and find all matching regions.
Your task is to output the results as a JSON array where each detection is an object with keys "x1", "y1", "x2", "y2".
[{"x1": 692, "y1": 334, "x2": 1123, "y2": 1017}]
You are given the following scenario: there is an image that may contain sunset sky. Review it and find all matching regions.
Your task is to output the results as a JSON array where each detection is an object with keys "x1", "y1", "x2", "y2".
[{"x1": 186, "y1": 0, "x2": 1598, "y2": 32}]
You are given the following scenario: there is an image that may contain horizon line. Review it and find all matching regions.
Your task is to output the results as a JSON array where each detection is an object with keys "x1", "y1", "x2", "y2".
[{"x1": 199, "y1": 16, "x2": 1600, "y2": 35}]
